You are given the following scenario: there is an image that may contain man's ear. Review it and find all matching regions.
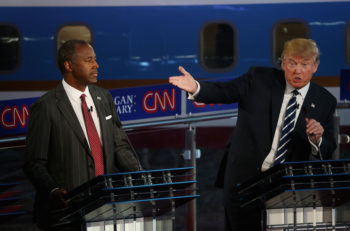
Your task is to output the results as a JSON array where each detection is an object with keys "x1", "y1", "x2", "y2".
[
  {"x1": 312, "y1": 62, "x2": 319, "y2": 74},
  {"x1": 281, "y1": 59, "x2": 286, "y2": 72},
  {"x1": 64, "y1": 61, "x2": 72, "y2": 72}
]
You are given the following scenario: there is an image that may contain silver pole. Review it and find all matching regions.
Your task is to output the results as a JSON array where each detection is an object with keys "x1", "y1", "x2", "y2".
[{"x1": 185, "y1": 124, "x2": 197, "y2": 231}]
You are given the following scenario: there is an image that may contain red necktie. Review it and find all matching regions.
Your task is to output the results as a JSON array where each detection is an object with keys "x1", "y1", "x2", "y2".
[{"x1": 81, "y1": 94, "x2": 104, "y2": 176}]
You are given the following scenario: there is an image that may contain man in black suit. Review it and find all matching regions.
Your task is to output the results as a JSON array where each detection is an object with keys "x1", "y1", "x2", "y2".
[
  {"x1": 169, "y1": 38, "x2": 336, "y2": 230},
  {"x1": 24, "y1": 40, "x2": 142, "y2": 230}
]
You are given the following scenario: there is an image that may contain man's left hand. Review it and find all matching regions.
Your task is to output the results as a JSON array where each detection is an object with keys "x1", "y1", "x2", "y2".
[{"x1": 305, "y1": 118, "x2": 324, "y2": 144}]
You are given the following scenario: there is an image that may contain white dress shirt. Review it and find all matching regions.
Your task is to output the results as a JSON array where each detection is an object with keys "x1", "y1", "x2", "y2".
[
  {"x1": 62, "y1": 79, "x2": 102, "y2": 146},
  {"x1": 261, "y1": 82, "x2": 309, "y2": 171}
]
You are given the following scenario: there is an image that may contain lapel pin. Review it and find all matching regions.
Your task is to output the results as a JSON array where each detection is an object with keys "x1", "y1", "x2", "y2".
[
  {"x1": 311, "y1": 103, "x2": 315, "y2": 108},
  {"x1": 97, "y1": 96, "x2": 101, "y2": 100}
]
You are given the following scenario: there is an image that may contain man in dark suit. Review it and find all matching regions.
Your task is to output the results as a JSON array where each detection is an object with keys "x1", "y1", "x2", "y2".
[
  {"x1": 169, "y1": 38, "x2": 336, "y2": 230},
  {"x1": 24, "y1": 40, "x2": 142, "y2": 230}
]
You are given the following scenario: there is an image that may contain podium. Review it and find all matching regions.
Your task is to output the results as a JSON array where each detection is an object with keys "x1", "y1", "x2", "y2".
[
  {"x1": 237, "y1": 159, "x2": 350, "y2": 230},
  {"x1": 51, "y1": 167, "x2": 198, "y2": 230}
]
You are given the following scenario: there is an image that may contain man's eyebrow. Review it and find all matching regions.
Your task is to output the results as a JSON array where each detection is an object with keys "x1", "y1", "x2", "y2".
[{"x1": 85, "y1": 56, "x2": 96, "y2": 60}]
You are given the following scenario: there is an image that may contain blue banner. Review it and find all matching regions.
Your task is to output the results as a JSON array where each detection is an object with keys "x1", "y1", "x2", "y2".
[
  {"x1": 0, "y1": 84, "x2": 182, "y2": 137},
  {"x1": 110, "y1": 84, "x2": 182, "y2": 121},
  {"x1": 340, "y1": 69, "x2": 350, "y2": 100}
]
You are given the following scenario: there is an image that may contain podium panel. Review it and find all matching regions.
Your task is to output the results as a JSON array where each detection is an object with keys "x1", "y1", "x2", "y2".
[
  {"x1": 86, "y1": 218, "x2": 172, "y2": 231},
  {"x1": 237, "y1": 160, "x2": 350, "y2": 230},
  {"x1": 52, "y1": 167, "x2": 199, "y2": 230}
]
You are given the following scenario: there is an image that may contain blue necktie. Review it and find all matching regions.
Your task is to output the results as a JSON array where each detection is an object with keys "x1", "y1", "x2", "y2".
[{"x1": 274, "y1": 89, "x2": 299, "y2": 165}]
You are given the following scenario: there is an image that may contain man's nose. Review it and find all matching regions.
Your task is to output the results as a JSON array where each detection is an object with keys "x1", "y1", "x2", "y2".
[
  {"x1": 294, "y1": 64, "x2": 302, "y2": 73},
  {"x1": 93, "y1": 60, "x2": 99, "y2": 69}
]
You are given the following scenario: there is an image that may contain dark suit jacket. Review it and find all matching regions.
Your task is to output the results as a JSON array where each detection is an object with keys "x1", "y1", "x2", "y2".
[
  {"x1": 24, "y1": 83, "x2": 142, "y2": 229},
  {"x1": 195, "y1": 67, "x2": 337, "y2": 204}
]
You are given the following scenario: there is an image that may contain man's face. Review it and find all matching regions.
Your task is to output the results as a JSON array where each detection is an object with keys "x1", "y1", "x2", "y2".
[
  {"x1": 281, "y1": 55, "x2": 319, "y2": 89},
  {"x1": 69, "y1": 43, "x2": 99, "y2": 89}
]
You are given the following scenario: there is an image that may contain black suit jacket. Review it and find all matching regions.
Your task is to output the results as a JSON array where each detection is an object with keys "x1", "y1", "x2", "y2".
[
  {"x1": 24, "y1": 83, "x2": 142, "y2": 228},
  {"x1": 195, "y1": 67, "x2": 337, "y2": 204}
]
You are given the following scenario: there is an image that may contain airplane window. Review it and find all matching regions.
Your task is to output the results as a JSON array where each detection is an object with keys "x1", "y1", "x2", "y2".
[
  {"x1": 0, "y1": 25, "x2": 20, "y2": 72},
  {"x1": 56, "y1": 25, "x2": 92, "y2": 50},
  {"x1": 272, "y1": 21, "x2": 309, "y2": 66},
  {"x1": 200, "y1": 22, "x2": 236, "y2": 72}
]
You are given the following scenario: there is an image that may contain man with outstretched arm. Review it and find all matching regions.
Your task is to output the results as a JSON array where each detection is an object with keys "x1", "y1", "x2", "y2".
[{"x1": 169, "y1": 38, "x2": 336, "y2": 230}]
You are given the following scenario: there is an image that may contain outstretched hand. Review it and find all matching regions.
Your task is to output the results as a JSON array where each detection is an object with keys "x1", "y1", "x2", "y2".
[{"x1": 169, "y1": 66, "x2": 198, "y2": 94}]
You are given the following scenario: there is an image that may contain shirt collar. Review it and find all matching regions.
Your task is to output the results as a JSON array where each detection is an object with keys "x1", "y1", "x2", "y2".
[
  {"x1": 62, "y1": 79, "x2": 90, "y2": 103},
  {"x1": 285, "y1": 81, "x2": 309, "y2": 99}
]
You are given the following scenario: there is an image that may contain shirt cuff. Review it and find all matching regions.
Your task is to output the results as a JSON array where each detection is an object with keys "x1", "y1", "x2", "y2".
[
  {"x1": 50, "y1": 187, "x2": 59, "y2": 194},
  {"x1": 309, "y1": 136, "x2": 323, "y2": 156},
  {"x1": 187, "y1": 81, "x2": 200, "y2": 100}
]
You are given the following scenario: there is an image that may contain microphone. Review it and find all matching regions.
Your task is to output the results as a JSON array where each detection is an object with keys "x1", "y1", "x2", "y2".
[
  {"x1": 88, "y1": 106, "x2": 93, "y2": 112},
  {"x1": 303, "y1": 106, "x2": 323, "y2": 160}
]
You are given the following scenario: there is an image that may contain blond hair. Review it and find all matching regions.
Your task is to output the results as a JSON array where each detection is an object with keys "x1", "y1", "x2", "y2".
[{"x1": 281, "y1": 38, "x2": 320, "y2": 64}]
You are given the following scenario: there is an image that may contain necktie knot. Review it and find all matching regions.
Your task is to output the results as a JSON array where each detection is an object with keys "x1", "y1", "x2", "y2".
[{"x1": 292, "y1": 89, "x2": 299, "y2": 96}]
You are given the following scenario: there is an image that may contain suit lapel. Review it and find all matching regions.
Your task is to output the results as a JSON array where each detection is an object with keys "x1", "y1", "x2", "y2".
[
  {"x1": 294, "y1": 82, "x2": 318, "y2": 132},
  {"x1": 271, "y1": 72, "x2": 285, "y2": 136},
  {"x1": 55, "y1": 83, "x2": 90, "y2": 150}
]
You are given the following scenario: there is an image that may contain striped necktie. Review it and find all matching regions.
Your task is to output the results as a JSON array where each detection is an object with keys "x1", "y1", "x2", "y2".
[
  {"x1": 81, "y1": 94, "x2": 105, "y2": 176},
  {"x1": 274, "y1": 89, "x2": 299, "y2": 165}
]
